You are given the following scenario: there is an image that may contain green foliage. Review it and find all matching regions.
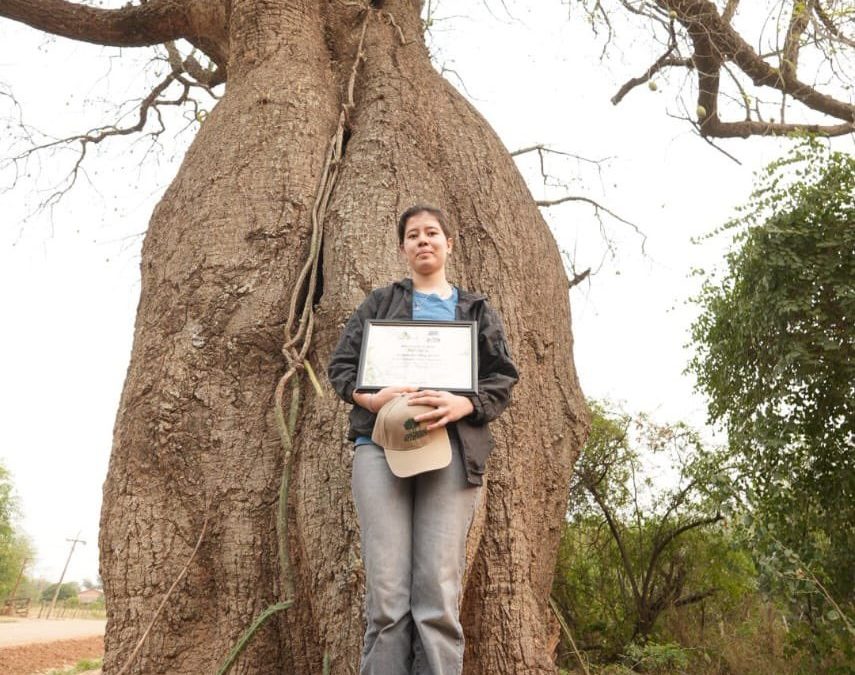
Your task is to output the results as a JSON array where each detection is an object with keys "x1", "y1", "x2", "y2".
[
  {"x1": 689, "y1": 139, "x2": 855, "y2": 663},
  {"x1": 0, "y1": 463, "x2": 13, "y2": 536},
  {"x1": 41, "y1": 581, "x2": 80, "y2": 602},
  {"x1": 13, "y1": 576, "x2": 48, "y2": 603},
  {"x1": 0, "y1": 463, "x2": 17, "y2": 569},
  {"x1": 624, "y1": 640, "x2": 690, "y2": 671},
  {"x1": 552, "y1": 403, "x2": 752, "y2": 666},
  {"x1": 46, "y1": 658, "x2": 103, "y2": 675},
  {"x1": 0, "y1": 462, "x2": 33, "y2": 599}
]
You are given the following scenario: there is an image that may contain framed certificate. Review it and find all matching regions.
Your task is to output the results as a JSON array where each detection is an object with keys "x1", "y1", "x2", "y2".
[{"x1": 356, "y1": 320, "x2": 478, "y2": 394}]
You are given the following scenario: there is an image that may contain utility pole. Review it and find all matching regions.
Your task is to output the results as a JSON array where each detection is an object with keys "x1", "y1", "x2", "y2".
[{"x1": 46, "y1": 533, "x2": 86, "y2": 619}]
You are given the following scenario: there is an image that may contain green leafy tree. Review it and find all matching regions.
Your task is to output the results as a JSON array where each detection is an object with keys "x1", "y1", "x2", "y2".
[
  {"x1": 15, "y1": 576, "x2": 48, "y2": 603},
  {"x1": 552, "y1": 403, "x2": 751, "y2": 665},
  {"x1": 0, "y1": 462, "x2": 15, "y2": 556},
  {"x1": 41, "y1": 581, "x2": 81, "y2": 603},
  {"x1": 689, "y1": 140, "x2": 855, "y2": 659},
  {"x1": 0, "y1": 462, "x2": 33, "y2": 599}
]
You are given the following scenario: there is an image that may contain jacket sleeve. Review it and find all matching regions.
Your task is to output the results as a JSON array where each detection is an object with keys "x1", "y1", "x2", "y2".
[
  {"x1": 465, "y1": 303, "x2": 519, "y2": 425},
  {"x1": 327, "y1": 292, "x2": 379, "y2": 405}
]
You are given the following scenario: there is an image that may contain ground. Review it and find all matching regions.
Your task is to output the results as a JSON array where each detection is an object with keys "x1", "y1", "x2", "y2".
[{"x1": 0, "y1": 617, "x2": 105, "y2": 675}]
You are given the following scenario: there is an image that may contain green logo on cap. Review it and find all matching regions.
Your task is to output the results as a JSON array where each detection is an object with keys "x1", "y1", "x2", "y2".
[{"x1": 402, "y1": 417, "x2": 427, "y2": 442}]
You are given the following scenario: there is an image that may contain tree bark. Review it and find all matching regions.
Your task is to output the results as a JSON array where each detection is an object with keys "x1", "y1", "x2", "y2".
[{"x1": 7, "y1": 0, "x2": 590, "y2": 672}]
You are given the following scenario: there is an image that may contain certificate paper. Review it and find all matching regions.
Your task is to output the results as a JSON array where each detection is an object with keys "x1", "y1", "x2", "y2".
[{"x1": 356, "y1": 320, "x2": 478, "y2": 393}]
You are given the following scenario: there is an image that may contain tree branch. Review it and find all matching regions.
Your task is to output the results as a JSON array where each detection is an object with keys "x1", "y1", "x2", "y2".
[
  {"x1": 673, "y1": 587, "x2": 718, "y2": 606},
  {"x1": 721, "y1": 62, "x2": 752, "y2": 120},
  {"x1": 649, "y1": 513, "x2": 723, "y2": 568},
  {"x1": 510, "y1": 144, "x2": 610, "y2": 165},
  {"x1": 640, "y1": 478, "x2": 702, "y2": 603},
  {"x1": 586, "y1": 482, "x2": 642, "y2": 605},
  {"x1": 164, "y1": 41, "x2": 225, "y2": 88},
  {"x1": 664, "y1": 112, "x2": 743, "y2": 163},
  {"x1": 4, "y1": 71, "x2": 188, "y2": 213},
  {"x1": 624, "y1": 0, "x2": 855, "y2": 137},
  {"x1": 536, "y1": 195, "x2": 647, "y2": 249},
  {"x1": 813, "y1": 1, "x2": 855, "y2": 49},
  {"x1": 722, "y1": 0, "x2": 739, "y2": 24},
  {"x1": 568, "y1": 267, "x2": 591, "y2": 289},
  {"x1": 0, "y1": 0, "x2": 228, "y2": 63},
  {"x1": 699, "y1": 117, "x2": 854, "y2": 137},
  {"x1": 611, "y1": 10, "x2": 690, "y2": 106},
  {"x1": 782, "y1": 0, "x2": 815, "y2": 79},
  {"x1": 611, "y1": 55, "x2": 691, "y2": 105},
  {"x1": 665, "y1": 0, "x2": 855, "y2": 135}
]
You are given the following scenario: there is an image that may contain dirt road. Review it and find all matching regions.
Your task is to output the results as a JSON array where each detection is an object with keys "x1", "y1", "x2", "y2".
[{"x1": 0, "y1": 618, "x2": 106, "y2": 647}]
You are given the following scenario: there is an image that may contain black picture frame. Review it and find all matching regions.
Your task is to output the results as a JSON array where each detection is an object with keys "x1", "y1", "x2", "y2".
[{"x1": 355, "y1": 319, "x2": 478, "y2": 394}]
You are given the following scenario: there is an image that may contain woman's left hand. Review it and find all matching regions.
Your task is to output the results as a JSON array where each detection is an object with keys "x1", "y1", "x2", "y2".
[{"x1": 408, "y1": 390, "x2": 474, "y2": 430}]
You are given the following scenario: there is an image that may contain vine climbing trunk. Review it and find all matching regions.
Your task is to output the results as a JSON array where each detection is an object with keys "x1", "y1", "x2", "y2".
[{"x1": 97, "y1": 1, "x2": 589, "y2": 673}]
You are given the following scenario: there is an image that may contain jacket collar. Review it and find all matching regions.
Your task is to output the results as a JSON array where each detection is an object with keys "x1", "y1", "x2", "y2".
[{"x1": 393, "y1": 277, "x2": 485, "y2": 313}]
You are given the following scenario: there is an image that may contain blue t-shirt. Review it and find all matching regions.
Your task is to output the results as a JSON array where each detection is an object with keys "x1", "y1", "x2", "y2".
[
  {"x1": 355, "y1": 287, "x2": 459, "y2": 446},
  {"x1": 412, "y1": 287, "x2": 458, "y2": 321}
]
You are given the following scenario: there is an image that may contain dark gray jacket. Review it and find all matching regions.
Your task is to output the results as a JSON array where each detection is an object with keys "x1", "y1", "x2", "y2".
[{"x1": 327, "y1": 278, "x2": 519, "y2": 485}]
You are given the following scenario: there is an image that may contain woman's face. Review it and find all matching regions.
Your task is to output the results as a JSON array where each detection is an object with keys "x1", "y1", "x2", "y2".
[{"x1": 400, "y1": 212, "x2": 452, "y2": 276}]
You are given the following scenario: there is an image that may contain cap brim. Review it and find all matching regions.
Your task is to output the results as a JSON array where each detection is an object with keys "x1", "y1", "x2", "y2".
[{"x1": 383, "y1": 434, "x2": 452, "y2": 477}]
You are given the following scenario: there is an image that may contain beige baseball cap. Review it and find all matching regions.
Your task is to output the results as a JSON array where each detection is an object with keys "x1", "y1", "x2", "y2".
[{"x1": 371, "y1": 395, "x2": 452, "y2": 477}]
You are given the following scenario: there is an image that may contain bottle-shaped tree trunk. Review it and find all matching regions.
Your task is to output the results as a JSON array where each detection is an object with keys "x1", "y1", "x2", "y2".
[{"x1": 91, "y1": 1, "x2": 589, "y2": 672}]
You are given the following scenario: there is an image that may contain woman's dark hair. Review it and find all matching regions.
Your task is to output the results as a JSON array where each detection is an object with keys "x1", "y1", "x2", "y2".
[{"x1": 396, "y1": 205, "x2": 452, "y2": 245}]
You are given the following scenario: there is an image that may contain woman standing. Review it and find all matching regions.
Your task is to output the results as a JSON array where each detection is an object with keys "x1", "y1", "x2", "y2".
[{"x1": 327, "y1": 205, "x2": 518, "y2": 674}]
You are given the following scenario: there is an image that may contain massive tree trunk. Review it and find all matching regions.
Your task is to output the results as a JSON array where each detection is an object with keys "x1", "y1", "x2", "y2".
[{"x1": 4, "y1": 0, "x2": 589, "y2": 672}]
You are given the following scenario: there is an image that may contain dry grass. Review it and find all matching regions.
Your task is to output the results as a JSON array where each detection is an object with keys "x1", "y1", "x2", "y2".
[{"x1": 660, "y1": 599, "x2": 795, "y2": 675}]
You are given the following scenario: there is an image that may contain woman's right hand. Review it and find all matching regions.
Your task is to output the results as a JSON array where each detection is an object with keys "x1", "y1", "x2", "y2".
[{"x1": 354, "y1": 386, "x2": 418, "y2": 413}]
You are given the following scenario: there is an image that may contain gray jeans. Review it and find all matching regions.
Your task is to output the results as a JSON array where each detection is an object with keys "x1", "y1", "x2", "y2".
[{"x1": 351, "y1": 440, "x2": 480, "y2": 675}]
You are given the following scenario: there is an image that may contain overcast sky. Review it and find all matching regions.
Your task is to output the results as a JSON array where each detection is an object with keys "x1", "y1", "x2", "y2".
[{"x1": 1, "y1": 1, "x2": 850, "y2": 585}]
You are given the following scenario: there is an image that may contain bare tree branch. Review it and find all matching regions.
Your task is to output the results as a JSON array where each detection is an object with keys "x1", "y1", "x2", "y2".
[
  {"x1": 612, "y1": 14, "x2": 689, "y2": 104},
  {"x1": 611, "y1": 54, "x2": 691, "y2": 104},
  {"x1": 649, "y1": 512, "x2": 723, "y2": 567},
  {"x1": 587, "y1": 482, "x2": 642, "y2": 605},
  {"x1": 782, "y1": 0, "x2": 815, "y2": 79},
  {"x1": 1, "y1": 26, "x2": 226, "y2": 218},
  {"x1": 2, "y1": 68, "x2": 199, "y2": 214},
  {"x1": 673, "y1": 587, "x2": 718, "y2": 606},
  {"x1": 0, "y1": 0, "x2": 229, "y2": 70},
  {"x1": 510, "y1": 144, "x2": 611, "y2": 165},
  {"x1": 814, "y1": 1, "x2": 855, "y2": 49},
  {"x1": 668, "y1": 0, "x2": 855, "y2": 136},
  {"x1": 509, "y1": 142, "x2": 647, "y2": 258},
  {"x1": 640, "y1": 476, "x2": 702, "y2": 603},
  {"x1": 722, "y1": 0, "x2": 740, "y2": 24},
  {"x1": 721, "y1": 62, "x2": 752, "y2": 120},
  {"x1": 568, "y1": 267, "x2": 591, "y2": 289},
  {"x1": 606, "y1": 0, "x2": 855, "y2": 138},
  {"x1": 536, "y1": 195, "x2": 647, "y2": 248},
  {"x1": 664, "y1": 110, "x2": 744, "y2": 163}
]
